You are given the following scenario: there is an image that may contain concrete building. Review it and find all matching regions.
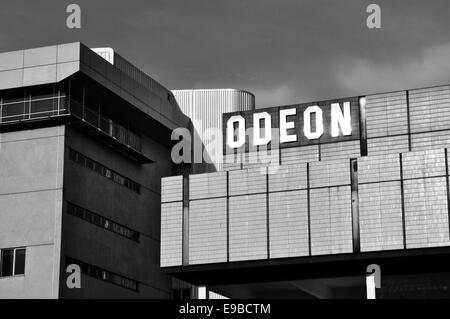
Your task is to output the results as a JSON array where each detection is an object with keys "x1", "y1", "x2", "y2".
[
  {"x1": 172, "y1": 89, "x2": 255, "y2": 171},
  {"x1": 0, "y1": 42, "x2": 195, "y2": 298},
  {"x1": 161, "y1": 84, "x2": 450, "y2": 298}
]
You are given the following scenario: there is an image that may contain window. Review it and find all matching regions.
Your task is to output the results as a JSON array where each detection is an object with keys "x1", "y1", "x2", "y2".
[
  {"x1": 68, "y1": 148, "x2": 141, "y2": 193},
  {"x1": 66, "y1": 202, "x2": 140, "y2": 242},
  {"x1": 0, "y1": 248, "x2": 26, "y2": 277},
  {"x1": 65, "y1": 257, "x2": 138, "y2": 292}
]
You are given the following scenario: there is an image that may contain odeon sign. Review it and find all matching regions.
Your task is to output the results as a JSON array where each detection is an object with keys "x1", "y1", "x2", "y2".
[{"x1": 225, "y1": 98, "x2": 361, "y2": 150}]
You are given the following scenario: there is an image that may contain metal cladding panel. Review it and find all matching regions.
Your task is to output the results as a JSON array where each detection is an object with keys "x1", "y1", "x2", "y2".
[
  {"x1": 268, "y1": 163, "x2": 308, "y2": 192},
  {"x1": 309, "y1": 186, "x2": 353, "y2": 256},
  {"x1": 223, "y1": 155, "x2": 242, "y2": 171},
  {"x1": 320, "y1": 140, "x2": 361, "y2": 161},
  {"x1": 367, "y1": 135, "x2": 409, "y2": 156},
  {"x1": 280, "y1": 145, "x2": 319, "y2": 165},
  {"x1": 228, "y1": 167, "x2": 267, "y2": 196},
  {"x1": 229, "y1": 194, "x2": 268, "y2": 262},
  {"x1": 358, "y1": 153, "x2": 400, "y2": 184},
  {"x1": 160, "y1": 202, "x2": 183, "y2": 267},
  {"x1": 409, "y1": 85, "x2": 450, "y2": 133},
  {"x1": 268, "y1": 191, "x2": 309, "y2": 258},
  {"x1": 189, "y1": 172, "x2": 227, "y2": 200},
  {"x1": 411, "y1": 130, "x2": 450, "y2": 151},
  {"x1": 241, "y1": 150, "x2": 279, "y2": 170},
  {"x1": 161, "y1": 176, "x2": 183, "y2": 203},
  {"x1": 404, "y1": 177, "x2": 450, "y2": 249},
  {"x1": 309, "y1": 159, "x2": 350, "y2": 188},
  {"x1": 365, "y1": 91, "x2": 408, "y2": 138},
  {"x1": 173, "y1": 89, "x2": 255, "y2": 171},
  {"x1": 402, "y1": 149, "x2": 446, "y2": 179},
  {"x1": 359, "y1": 181, "x2": 404, "y2": 252},
  {"x1": 189, "y1": 198, "x2": 227, "y2": 265}
]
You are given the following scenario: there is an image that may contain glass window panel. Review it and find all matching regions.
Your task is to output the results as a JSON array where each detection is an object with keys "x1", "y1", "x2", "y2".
[
  {"x1": 1, "y1": 249, "x2": 14, "y2": 277},
  {"x1": 14, "y1": 249, "x2": 25, "y2": 275}
]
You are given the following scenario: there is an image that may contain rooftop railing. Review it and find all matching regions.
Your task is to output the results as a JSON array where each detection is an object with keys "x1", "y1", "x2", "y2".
[{"x1": 0, "y1": 93, "x2": 142, "y2": 153}]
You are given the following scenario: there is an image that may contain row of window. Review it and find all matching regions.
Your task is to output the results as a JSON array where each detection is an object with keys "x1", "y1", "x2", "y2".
[
  {"x1": 68, "y1": 148, "x2": 141, "y2": 193},
  {"x1": 0, "y1": 248, "x2": 26, "y2": 277},
  {"x1": 65, "y1": 257, "x2": 138, "y2": 292},
  {"x1": 66, "y1": 202, "x2": 140, "y2": 242}
]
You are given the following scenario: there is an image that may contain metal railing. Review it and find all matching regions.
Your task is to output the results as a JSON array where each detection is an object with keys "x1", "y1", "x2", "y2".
[
  {"x1": 69, "y1": 99, "x2": 142, "y2": 152},
  {"x1": 0, "y1": 94, "x2": 67, "y2": 123},
  {"x1": 0, "y1": 93, "x2": 142, "y2": 153}
]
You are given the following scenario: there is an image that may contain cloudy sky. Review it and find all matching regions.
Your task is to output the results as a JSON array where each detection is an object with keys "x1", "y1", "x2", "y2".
[{"x1": 1, "y1": 0, "x2": 449, "y2": 108}]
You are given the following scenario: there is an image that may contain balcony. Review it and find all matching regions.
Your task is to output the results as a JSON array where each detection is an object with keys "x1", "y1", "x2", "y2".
[{"x1": 0, "y1": 93, "x2": 152, "y2": 164}]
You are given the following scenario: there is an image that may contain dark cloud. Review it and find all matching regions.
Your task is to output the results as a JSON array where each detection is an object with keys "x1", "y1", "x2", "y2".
[{"x1": 0, "y1": 0, "x2": 449, "y2": 108}]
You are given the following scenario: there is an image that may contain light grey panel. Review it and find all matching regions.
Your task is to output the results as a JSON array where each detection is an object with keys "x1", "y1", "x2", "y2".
[
  {"x1": 161, "y1": 176, "x2": 183, "y2": 203},
  {"x1": 320, "y1": 140, "x2": 361, "y2": 161},
  {"x1": 359, "y1": 181, "x2": 404, "y2": 252},
  {"x1": 402, "y1": 149, "x2": 446, "y2": 179},
  {"x1": 229, "y1": 167, "x2": 267, "y2": 196},
  {"x1": 57, "y1": 61, "x2": 79, "y2": 82},
  {"x1": 358, "y1": 153, "x2": 400, "y2": 184},
  {"x1": 223, "y1": 153, "x2": 242, "y2": 171},
  {"x1": 404, "y1": 177, "x2": 450, "y2": 249},
  {"x1": 268, "y1": 163, "x2": 307, "y2": 192},
  {"x1": 0, "y1": 50, "x2": 24, "y2": 71},
  {"x1": 409, "y1": 86, "x2": 450, "y2": 133},
  {"x1": 242, "y1": 150, "x2": 279, "y2": 170},
  {"x1": 189, "y1": 198, "x2": 227, "y2": 265},
  {"x1": 23, "y1": 65, "x2": 57, "y2": 87},
  {"x1": 24, "y1": 45, "x2": 57, "y2": 67},
  {"x1": 411, "y1": 130, "x2": 450, "y2": 151},
  {"x1": 229, "y1": 194, "x2": 267, "y2": 262},
  {"x1": 189, "y1": 172, "x2": 227, "y2": 200},
  {"x1": 57, "y1": 43, "x2": 80, "y2": 63},
  {"x1": 280, "y1": 145, "x2": 319, "y2": 165},
  {"x1": 160, "y1": 202, "x2": 183, "y2": 267},
  {"x1": 0, "y1": 69, "x2": 23, "y2": 90},
  {"x1": 309, "y1": 186, "x2": 353, "y2": 256},
  {"x1": 365, "y1": 91, "x2": 408, "y2": 138},
  {"x1": 367, "y1": 135, "x2": 409, "y2": 157},
  {"x1": 309, "y1": 159, "x2": 350, "y2": 188},
  {"x1": 269, "y1": 190, "x2": 309, "y2": 258}
]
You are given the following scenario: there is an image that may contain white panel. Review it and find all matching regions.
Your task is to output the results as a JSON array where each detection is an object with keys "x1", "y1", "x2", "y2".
[
  {"x1": 358, "y1": 153, "x2": 400, "y2": 184},
  {"x1": 189, "y1": 172, "x2": 227, "y2": 200},
  {"x1": 189, "y1": 198, "x2": 227, "y2": 264},
  {"x1": 268, "y1": 163, "x2": 307, "y2": 192},
  {"x1": 229, "y1": 194, "x2": 267, "y2": 261},
  {"x1": 229, "y1": 167, "x2": 266, "y2": 196},
  {"x1": 309, "y1": 186, "x2": 353, "y2": 256},
  {"x1": 160, "y1": 202, "x2": 183, "y2": 267},
  {"x1": 402, "y1": 149, "x2": 446, "y2": 179},
  {"x1": 161, "y1": 176, "x2": 183, "y2": 203},
  {"x1": 404, "y1": 177, "x2": 450, "y2": 249},
  {"x1": 320, "y1": 140, "x2": 360, "y2": 161},
  {"x1": 269, "y1": 191, "x2": 309, "y2": 258},
  {"x1": 309, "y1": 159, "x2": 350, "y2": 188},
  {"x1": 359, "y1": 182, "x2": 404, "y2": 252},
  {"x1": 409, "y1": 85, "x2": 450, "y2": 133}
]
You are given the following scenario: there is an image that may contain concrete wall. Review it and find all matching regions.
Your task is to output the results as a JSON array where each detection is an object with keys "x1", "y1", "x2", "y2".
[
  {"x1": 60, "y1": 126, "x2": 173, "y2": 298},
  {"x1": 0, "y1": 126, "x2": 64, "y2": 298}
]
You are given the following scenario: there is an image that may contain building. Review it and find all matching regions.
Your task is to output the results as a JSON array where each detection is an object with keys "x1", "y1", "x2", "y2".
[
  {"x1": 0, "y1": 42, "x2": 197, "y2": 298},
  {"x1": 172, "y1": 89, "x2": 255, "y2": 171},
  {"x1": 161, "y1": 85, "x2": 450, "y2": 298}
]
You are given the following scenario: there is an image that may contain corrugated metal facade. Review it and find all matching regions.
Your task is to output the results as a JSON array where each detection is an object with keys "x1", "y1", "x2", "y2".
[{"x1": 172, "y1": 89, "x2": 255, "y2": 171}]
